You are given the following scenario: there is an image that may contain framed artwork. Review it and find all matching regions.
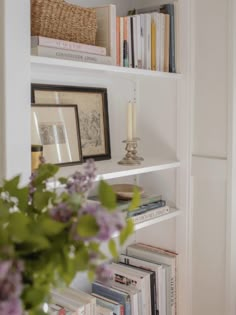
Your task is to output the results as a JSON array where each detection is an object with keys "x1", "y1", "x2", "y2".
[
  {"x1": 31, "y1": 84, "x2": 111, "y2": 161},
  {"x1": 31, "y1": 104, "x2": 83, "y2": 166}
]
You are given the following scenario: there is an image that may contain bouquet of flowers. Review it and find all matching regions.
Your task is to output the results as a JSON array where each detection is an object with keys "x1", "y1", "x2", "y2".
[{"x1": 0, "y1": 159, "x2": 137, "y2": 315}]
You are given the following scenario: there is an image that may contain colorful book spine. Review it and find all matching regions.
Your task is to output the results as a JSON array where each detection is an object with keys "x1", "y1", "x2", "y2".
[
  {"x1": 120, "y1": 17, "x2": 124, "y2": 67},
  {"x1": 151, "y1": 15, "x2": 157, "y2": 71},
  {"x1": 116, "y1": 17, "x2": 120, "y2": 66},
  {"x1": 123, "y1": 16, "x2": 129, "y2": 67},
  {"x1": 31, "y1": 36, "x2": 106, "y2": 56},
  {"x1": 31, "y1": 46, "x2": 113, "y2": 65}
]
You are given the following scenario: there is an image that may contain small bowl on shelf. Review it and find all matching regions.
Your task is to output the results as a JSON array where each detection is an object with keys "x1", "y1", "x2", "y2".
[{"x1": 111, "y1": 184, "x2": 144, "y2": 201}]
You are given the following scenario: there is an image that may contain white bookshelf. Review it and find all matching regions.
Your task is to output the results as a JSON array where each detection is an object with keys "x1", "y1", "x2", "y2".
[{"x1": 0, "y1": 0, "x2": 193, "y2": 314}]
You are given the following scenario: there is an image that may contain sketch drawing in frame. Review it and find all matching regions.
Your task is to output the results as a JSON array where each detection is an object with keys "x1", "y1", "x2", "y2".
[
  {"x1": 31, "y1": 84, "x2": 111, "y2": 161},
  {"x1": 31, "y1": 104, "x2": 83, "y2": 166}
]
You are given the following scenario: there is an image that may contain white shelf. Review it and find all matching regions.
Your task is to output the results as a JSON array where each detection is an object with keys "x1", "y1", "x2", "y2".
[
  {"x1": 48, "y1": 157, "x2": 180, "y2": 188},
  {"x1": 113, "y1": 208, "x2": 182, "y2": 238},
  {"x1": 31, "y1": 56, "x2": 182, "y2": 79}
]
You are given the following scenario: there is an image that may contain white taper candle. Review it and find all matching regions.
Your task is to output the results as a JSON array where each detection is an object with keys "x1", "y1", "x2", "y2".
[{"x1": 127, "y1": 102, "x2": 133, "y2": 141}]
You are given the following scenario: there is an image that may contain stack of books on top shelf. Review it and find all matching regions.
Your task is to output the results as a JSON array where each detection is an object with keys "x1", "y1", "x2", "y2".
[
  {"x1": 31, "y1": 5, "x2": 116, "y2": 66},
  {"x1": 92, "y1": 242, "x2": 178, "y2": 315},
  {"x1": 117, "y1": 4, "x2": 176, "y2": 72}
]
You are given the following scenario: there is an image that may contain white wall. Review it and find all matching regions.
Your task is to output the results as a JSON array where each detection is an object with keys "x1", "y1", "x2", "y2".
[{"x1": 192, "y1": 0, "x2": 228, "y2": 314}]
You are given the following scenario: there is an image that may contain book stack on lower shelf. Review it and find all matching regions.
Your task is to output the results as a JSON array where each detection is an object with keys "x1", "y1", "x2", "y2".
[{"x1": 49, "y1": 243, "x2": 177, "y2": 315}]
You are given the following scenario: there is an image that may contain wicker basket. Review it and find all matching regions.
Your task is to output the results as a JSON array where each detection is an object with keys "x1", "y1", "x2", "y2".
[{"x1": 31, "y1": 0, "x2": 97, "y2": 45}]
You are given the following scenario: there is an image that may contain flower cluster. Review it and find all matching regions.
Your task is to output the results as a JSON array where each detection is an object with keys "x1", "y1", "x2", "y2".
[
  {"x1": 0, "y1": 159, "x2": 134, "y2": 315},
  {"x1": 0, "y1": 261, "x2": 23, "y2": 315}
]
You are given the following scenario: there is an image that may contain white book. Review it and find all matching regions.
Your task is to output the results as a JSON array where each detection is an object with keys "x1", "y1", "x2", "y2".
[
  {"x1": 119, "y1": 254, "x2": 167, "y2": 315},
  {"x1": 131, "y1": 205, "x2": 170, "y2": 225},
  {"x1": 136, "y1": 15, "x2": 142, "y2": 68},
  {"x1": 144, "y1": 14, "x2": 152, "y2": 70},
  {"x1": 110, "y1": 262, "x2": 152, "y2": 315},
  {"x1": 31, "y1": 46, "x2": 113, "y2": 65},
  {"x1": 31, "y1": 36, "x2": 106, "y2": 56},
  {"x1": 159, "y1": 13, "x2": 166, "y2": 72},
  {"x1": 94, "y1": 5, "x2": 116, "y2": 65},
  {"x1": 140, "y1": 14, "x2": 145, "y2": 69},
  {"x1": 127, "y1": 244, "x2": 177, "y2": 315},
  {"x1": 152, "y1": 12, "x2": 161, "y2": 71}
]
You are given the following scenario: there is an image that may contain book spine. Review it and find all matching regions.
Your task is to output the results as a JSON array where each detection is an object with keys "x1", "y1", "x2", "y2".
[
  {"x1": 110, "y1": 5, "x2": 117, "y2": 67},
  {"x1": 120, "y1": 17, "x2": 124, "y2": 67},
  {"x1": 166, "y1": 4, "x2": 176, "y2": 73},
  {"x1": 95, "y1": 297, "x2": 120, "y2": 315},
  {"x1": 116, "y1": 17, "x2": 120, "y2": 66},
  {"x1": 131, "y1": 206, "x2": 170, "y2": 225},
  {"x1": 31, "y1": 47, "x2": 113, "y2": 65},
  {"x1": 140, "y1": 14, "x2": 145, "y2": 69},
  {"x1": 151, "y1": 15, "x2": 157, "y2": 71},
  {"x1": 164, "y1": 14, "x2": 170, "y2": 72},
  {"x1": 146, "y1": 15, "x2": 152, "y2": 70},
  {"x1": 160, "y1": 13, "x2": 165, "y2": 72},
  {"x1": 136, "y1": 15, "x2": 142, "y2": 68},
  {"x1": 123, "y1": 17, "x2": 129, "y2": 67},
  {"x1": 130, "y1": 17, "x2": 135, "y2": 68},
  {"x1": 92, "y1": 283, "x2": 127, "y2": 315},
  {"x1": 127, "y1": 17, "x2": 132, "y2": 68},
  {"x1": 31, "y1": 36, "x2": 106, "y2": 56}
]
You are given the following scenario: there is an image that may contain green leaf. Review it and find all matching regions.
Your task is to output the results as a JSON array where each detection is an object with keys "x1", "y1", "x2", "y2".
[
  {"x1": 58, "y1": 177, "x2": 68, "y2": 185},
  {"x1": 119, "y1": 218, "x2": 134, "y2": 246},
  {"x1": 39, "y1": 217, "x2": 65, "y2": 236},
  {"x1": 0, "y1": 199, "x2": 11, "y2": 218},
  {"x1": 108, "y1": 239, "x2": 118, "y2": 258},
  {"x1": 34, "y1": 164, "x2": 59, "y2": 186},
  {"x1": 88, "y1": 270, "x2": 95, "y2": 282},
  {"x1": 33, "y1": 191, "x2": 55, "y2": 211},
  {"x1": 3, "y1": 175, "x2": 20, "y2": 192},
  {"x1": 9, "y1": 212, "x2": 30, "y2": 242},
  {"x1": 23, "y1": 287, "x2": 47, "y2": 310},
  {"x1": 128, "y1": 186, "x2": 141, "y2": 211},
  {"x1": 98, "y1": 180, "x2": 116, "y2": 210},
  {"x1": 3, "y1": 176, "x2": 29, "y2": 210},
  {"x1": 77, "y1": 214, "x2": 99, "y2": 238}
]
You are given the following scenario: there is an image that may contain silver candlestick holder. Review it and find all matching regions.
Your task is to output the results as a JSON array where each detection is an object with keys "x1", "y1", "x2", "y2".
[{"x1": 118, "y1": 138, "x2": 144, "y2": 165}]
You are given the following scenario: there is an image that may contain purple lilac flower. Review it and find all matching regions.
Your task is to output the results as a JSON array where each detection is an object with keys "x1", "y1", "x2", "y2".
[
  {"x1": 66, "y1": 159, "x2": 96, "y2": 195},
  {"x1": 0, "y1": 261, "x2": 24, "y2": 301},
  {"x1": 50, "y1": 203, "x2": 73, "y2": 223},
  {"x1": 28, "y1": 171, "x2": 37, "y2": 201},
  {"x1": 0, "y1": 298, "x2": 22, "y2": 315},
  {"x1": 75, "y1": 203, "x2": 125, "y2": 241},
  {"x1": 95, "y1": 264, "x2": 113, "y2": 284},
  {"x1": 0, "y1": 261, "x2": 24, "y2": 315}
]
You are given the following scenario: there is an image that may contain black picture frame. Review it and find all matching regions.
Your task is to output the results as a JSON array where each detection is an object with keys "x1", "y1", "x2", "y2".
[
  {"x1": 31, "y1": 84, "x2": 111, "y2": 161},
  {"x1": 31, "y1": 104, "x2": 83, "y2": 167}
]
